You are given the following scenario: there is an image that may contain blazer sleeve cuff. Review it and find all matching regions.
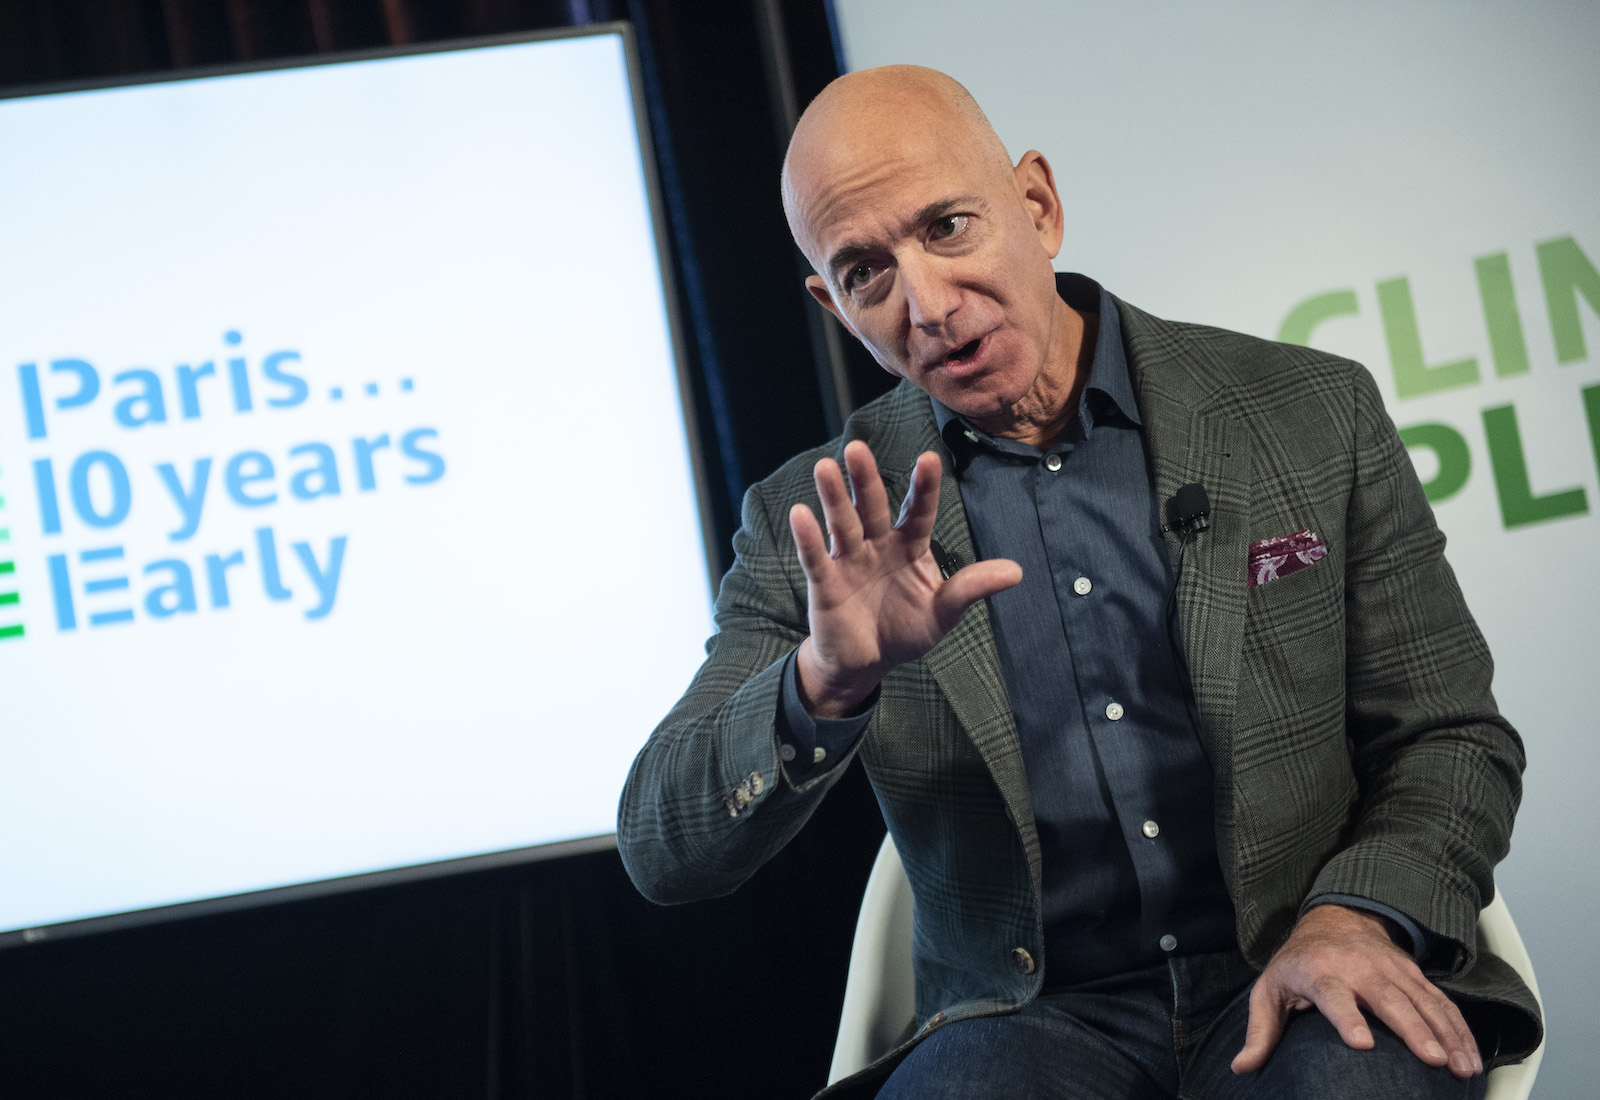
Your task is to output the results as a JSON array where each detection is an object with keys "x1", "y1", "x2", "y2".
[{"x1": 776, "y1": 650, "x2": 875, "y2": 782}]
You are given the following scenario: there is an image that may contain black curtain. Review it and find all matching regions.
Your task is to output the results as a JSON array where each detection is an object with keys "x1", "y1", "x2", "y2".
[{"x1": 0, "y1": 3, "x2": 893, "y2": 1097}]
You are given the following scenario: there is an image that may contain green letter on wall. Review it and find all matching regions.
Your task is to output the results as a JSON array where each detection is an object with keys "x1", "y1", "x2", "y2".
[
  {"x1": 1537, "y1": 235, "x2": 1600, "y2": 363},
  {"x1": 1278, "y1": 289, "x2": 1359, "y2": 347},
  {"x1": 1482, "y1": 404, "x2": 1588, "y2": 528},
  {"x1": 1397, "y1": 423, "x2": 1471, "y2": 503},
  {"x1": 1584, "y1": 383, "x2": 1600, "y2": 484},
  {"x1": 1474, "y1": 252, "x2": 1530, "y2": 378},
  {"x1": 1378, "y1": 276, "x2": 1480, "y2": 399}
]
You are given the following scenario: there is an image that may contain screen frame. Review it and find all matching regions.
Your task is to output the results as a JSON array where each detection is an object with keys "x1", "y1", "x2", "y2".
[{"x1": 0, "y1": 21, "x2": 717, "y2": 950}]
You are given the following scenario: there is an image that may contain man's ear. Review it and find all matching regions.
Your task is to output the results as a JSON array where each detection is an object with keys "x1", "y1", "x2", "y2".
[
  {"x1": 1014, "y1": 150, "x2": 1065, "y2": 260},
  {"x1": 806, "y1": 275, "x2": 855, "y2": 334}
]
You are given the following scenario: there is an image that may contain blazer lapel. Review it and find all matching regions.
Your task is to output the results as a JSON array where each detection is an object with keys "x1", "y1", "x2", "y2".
[
  {"x1": 1119, "y1": 302, "x2": 1253, "y2": 879},
  {"x1": 872, "y1": 389, "x2": 1041, "y2": 891}
]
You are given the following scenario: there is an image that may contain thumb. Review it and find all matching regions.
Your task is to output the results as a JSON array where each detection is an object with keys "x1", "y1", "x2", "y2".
[
  {"x1": 1232, "y1": 979, "x2": 1287, "y2": 1075},
  {"x1": 933, "y1": 559, "x2": 1023, "y2": 629}
]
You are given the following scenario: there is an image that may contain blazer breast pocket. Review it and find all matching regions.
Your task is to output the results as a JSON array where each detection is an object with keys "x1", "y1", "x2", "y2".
[
  {"x1": 1241, "y1": 528, "x2": 1344, "y2": 722},
  {"x1": 1246, "y1": 529, "x2": 1326, "y2": 589}
]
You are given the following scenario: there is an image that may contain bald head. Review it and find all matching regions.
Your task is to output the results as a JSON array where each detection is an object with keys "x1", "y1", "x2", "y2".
[
  {"x1": 777, "y1": 65, "x2": 1074, "y2": 440},
  {"x1": 782, "y1": 66, "x2": 1015, "y2": 267}
]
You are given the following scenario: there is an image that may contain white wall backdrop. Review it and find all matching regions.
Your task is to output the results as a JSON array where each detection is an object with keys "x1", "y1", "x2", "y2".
[{"x1": 833, "y1": 2, "x2": 1598, "y2": 1094}]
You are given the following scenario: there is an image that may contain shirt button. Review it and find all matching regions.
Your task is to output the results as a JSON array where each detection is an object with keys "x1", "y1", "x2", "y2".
[
  {"x1": 1043, "y1": 454, "x2": 1062, "y2": 472},
  {"x1": 1105, "y1": 702, "x2": 1124, "y2": 721},
  {"x1": 1011, "y1": 947, "x2": 1036, "y2": 974},
  {"x1": 1073, "y1": 576, "x2": 1092, "y2": 596},
  {"x1": 1142, "y1": 820, "x2": 1160, "y2": 838},
  {"x1": 779, "y1": 743, "x2": 797, "y2": 762},
  {"x1": 1159, "y1": 934, "x2": 1178, "y2": 953},
  {"x1": 813, "y1": 746, "x2": 827, "y2": 764}
]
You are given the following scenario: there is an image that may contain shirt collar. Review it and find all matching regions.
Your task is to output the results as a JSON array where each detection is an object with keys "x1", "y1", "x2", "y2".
[{"x1": 931, "y1": 277, "x2": 1140, "y2": 465}]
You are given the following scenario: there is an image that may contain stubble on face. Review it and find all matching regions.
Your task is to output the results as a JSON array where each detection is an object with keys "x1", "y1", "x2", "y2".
[{"x1": 781, "y1": 66, "x2": 1086, "y2": 446}]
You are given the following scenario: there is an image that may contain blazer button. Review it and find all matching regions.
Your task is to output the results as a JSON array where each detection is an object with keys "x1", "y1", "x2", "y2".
[{"x1": 1010, "y1": 947, "x2": 1036, "y2": 974}]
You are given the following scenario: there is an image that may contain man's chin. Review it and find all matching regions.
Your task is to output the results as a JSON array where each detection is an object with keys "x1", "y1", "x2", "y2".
[{"x1": 926, "y1": 381, "x2": 1020, "y2": 425}]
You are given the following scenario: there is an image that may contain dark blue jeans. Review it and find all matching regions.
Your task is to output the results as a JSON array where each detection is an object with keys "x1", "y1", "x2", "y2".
[{"x1": 876, "y1": 950, "x2": 1486, "y2": 1100}]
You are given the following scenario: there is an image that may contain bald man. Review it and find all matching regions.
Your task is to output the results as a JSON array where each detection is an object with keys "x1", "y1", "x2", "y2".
[{"x1": 618, "y1": 67, "x2": 1539, "y2": 1099}]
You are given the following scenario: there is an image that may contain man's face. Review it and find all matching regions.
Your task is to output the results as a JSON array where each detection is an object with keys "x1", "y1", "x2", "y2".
[{"x1": 793, "y1": 125, "x2": 1066, "y2": 425}]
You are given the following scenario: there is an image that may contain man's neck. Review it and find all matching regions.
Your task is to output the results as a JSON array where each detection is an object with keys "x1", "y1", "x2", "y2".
[{"x1": 970, "y1": 300, "x2": 1098, "y2": 451}]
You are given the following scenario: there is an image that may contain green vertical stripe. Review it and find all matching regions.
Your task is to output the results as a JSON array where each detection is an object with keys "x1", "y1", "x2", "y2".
[
  {"x1": 0, "y1": 560, "x2": 13, "y2": 574},
  {"x1": 1378, "y1": 276, "x2": 1480, "y2": 398},
  {"x1": 1583, "y1": 383, "x2": 1600, "y2": 482},
  {"x1": 1482, "y1": 404, "x2": 1589, "y2": 527},
  {"x1": 0, "y1": 624, "x2": 23, "y2": 640},
  {"x1": 1538, "y1": 235, "x2": 1600, "y2": 363},
  {"x1": 1475, "y1": 252, "x2": 1531, "y2": 378}
]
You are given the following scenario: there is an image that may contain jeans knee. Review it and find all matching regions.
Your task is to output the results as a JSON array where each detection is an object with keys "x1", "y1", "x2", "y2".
[{"x1": 1262, "y1": 1013, "x2": 1486, "y2": 1099}]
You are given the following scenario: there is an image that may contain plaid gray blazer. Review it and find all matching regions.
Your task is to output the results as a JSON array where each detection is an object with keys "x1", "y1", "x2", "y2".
[{"x1": 617, "y1": 295, "x2": 1541, "y2": 1092}]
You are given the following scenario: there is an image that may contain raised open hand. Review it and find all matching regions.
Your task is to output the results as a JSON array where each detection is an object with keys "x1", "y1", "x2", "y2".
[{"x1": 788, "y1": 441, "x2": 1023, "y2": 718}]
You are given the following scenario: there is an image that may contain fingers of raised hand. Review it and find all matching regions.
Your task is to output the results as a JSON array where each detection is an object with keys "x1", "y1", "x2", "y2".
[
  {"x1": 789, "y1": 502, "x2": 831, "y2": 579},
  {"x1": 843, "y1": 441, "x2": 893, "y2": 542},
  {"x1": 811, "y1": 456, "x2": 864, "y2": 557},
  {"x1": 893, "y1": 451, "x2": 943, "y2": 543}
]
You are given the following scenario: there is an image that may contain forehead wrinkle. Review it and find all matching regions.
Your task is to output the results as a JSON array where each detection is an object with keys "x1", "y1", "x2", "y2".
[
  {"x1": 798, "y1": 127, "x2": 993, "y2": 244},
  {"x1": 823, "y1": 194, "x2": 990, "y2": 278},
  {"x1": 792, "y1": 156, "x2": 899, "y2": 267},
  {"x1": 783, "y1": 67, "x2": 1018, "y2": 273}
]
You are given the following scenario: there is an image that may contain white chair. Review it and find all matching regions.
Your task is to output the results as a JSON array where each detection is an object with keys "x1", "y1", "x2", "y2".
[
  {"x1": 829, "y1": 833, "x2": 918, "y2": 1084},
  {"x1": 830, "y1": 835, "x2": 1544, "y2": 1098},
  {"x1": 1478, "y1": 892, "x2": 1545, "y2": 1100}
]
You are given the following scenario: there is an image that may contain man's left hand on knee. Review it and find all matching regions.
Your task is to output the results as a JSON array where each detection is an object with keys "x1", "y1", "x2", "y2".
[{"x1": 1230, "y1": 903, "x2": 1483, "y2": 1080}]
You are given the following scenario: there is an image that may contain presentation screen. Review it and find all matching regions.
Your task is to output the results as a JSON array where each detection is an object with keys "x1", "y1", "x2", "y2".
[{"x1": 0, "y1": 28, "x2": 715, "y2": 943}]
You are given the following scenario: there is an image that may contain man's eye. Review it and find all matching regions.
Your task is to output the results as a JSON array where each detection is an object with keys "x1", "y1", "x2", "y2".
[
  {"x1": 931, "y1": 214, "x2": 968, "y2": 239},
  {"x1": 848, "y1": 264, "x2": 874, "y2": 288}
]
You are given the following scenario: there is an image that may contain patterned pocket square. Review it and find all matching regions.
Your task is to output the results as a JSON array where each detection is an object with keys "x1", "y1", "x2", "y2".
[{"x1": 1247, "y1": 530, "x2": 1327, "y2": 587}]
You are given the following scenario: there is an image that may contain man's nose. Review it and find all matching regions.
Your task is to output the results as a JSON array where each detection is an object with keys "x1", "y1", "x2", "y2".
[{"x1": 899, "y1": 255, "x2": 959, "y2": 332}]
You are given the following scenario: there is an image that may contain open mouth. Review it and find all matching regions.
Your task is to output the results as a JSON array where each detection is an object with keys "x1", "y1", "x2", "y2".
[{"x1": 947, "y1": 338, "x2": 982, "y2": 363}]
